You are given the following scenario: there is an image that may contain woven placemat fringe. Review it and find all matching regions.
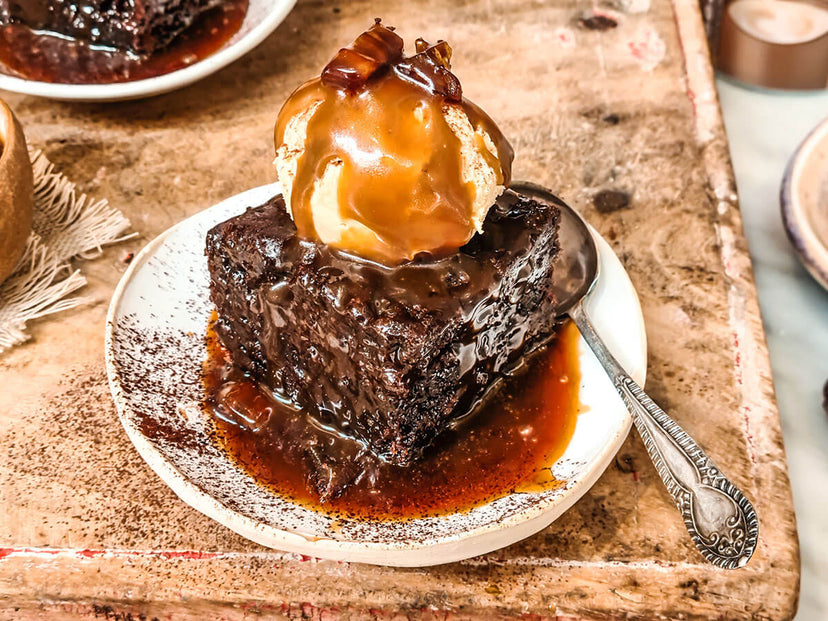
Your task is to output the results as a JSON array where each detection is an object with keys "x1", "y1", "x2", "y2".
[{"x1": 0, "y1": 149, "x2": 136, "y2": 353}]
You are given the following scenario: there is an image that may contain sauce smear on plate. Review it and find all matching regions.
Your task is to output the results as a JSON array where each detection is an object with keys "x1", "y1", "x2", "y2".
[
  {"x1": 0, "y1": 0, "x2": 248, "y2": 84},
  {"x1": 203, "y1": 319, "x2": 581, "y2": 520}
]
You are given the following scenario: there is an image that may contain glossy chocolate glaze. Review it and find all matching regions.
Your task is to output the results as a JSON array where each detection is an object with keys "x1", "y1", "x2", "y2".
[
  {"x1": 0, "y1": 0, "x2": 247, "y2": 84},
  {"x1": 274, "y1": 22, "x2": 514, "y2": 265},
  {"x1": 204, "y1": 319, "x2": 580, "y2": 518},
  {"x1": 205, "y1": 190, "x2": 561, "y2": 465}
]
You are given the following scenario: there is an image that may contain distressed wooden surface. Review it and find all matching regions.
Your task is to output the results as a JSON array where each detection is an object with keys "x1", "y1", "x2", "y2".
[{"x1": 0, "y1": 0, "x2": 800, "y2": 618}]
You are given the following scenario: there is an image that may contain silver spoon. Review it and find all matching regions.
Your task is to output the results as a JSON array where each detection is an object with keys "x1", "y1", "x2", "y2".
[{"x1": 509, "y1": 181, "x2": 759, "y2": 569}]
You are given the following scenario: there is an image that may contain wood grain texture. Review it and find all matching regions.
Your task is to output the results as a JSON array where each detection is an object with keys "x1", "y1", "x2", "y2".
[{"x1": 0, "y1": 0, "x2": 800, "y2": 617}]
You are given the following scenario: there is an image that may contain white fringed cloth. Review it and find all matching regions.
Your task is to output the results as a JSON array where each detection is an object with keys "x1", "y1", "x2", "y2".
[{"x1": 0, "y1": 149, "x2": 135, "y2": 353}]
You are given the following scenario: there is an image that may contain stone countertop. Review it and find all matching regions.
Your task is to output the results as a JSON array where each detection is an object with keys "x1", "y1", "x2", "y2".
[
  {"x1": 717, "y1": 77, "x2": 828, "y2": 621},
  {"x1": 0, "y1": 0, "x2": 800, "y2": 618}
]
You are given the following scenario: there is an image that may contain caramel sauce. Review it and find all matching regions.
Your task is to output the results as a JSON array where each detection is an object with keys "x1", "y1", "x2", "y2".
[
  {"x1": 203, "y1": 319, "x2": 581, "y2": 520},
  {"x1": 0, "y1": 0, "x2": 247, "y2": 84},
  {"x1": 274, "y1": 23, "x2": 514, "y2": 265}
]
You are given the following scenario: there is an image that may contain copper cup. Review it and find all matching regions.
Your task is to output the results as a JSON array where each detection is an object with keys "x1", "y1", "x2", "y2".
[{"x1": 718, "y1": 0, "x2": 828, "y2": 90}]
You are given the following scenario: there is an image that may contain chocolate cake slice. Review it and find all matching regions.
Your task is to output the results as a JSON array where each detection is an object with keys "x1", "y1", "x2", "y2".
[
  {"x1": 206, "y1": 190, "x2": 561, "y2": 466},
  {"x1": 1, "y1": 0, "x2": 223, "y2": 54}
]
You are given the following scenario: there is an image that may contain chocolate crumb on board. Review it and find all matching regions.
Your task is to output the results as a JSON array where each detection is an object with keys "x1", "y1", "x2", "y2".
[
  {"x1": 615, "y1": 454, "x2": 636, "y2": 474},
  {"x1": 593, "y1": 189, "x2": 631, "y2": 213},
  {"x1": 679, "y1": 579, "x2": 701, "y2": 601},
  {"x1": 578, "y1": 14, "x2": 618, "y2": 31}
]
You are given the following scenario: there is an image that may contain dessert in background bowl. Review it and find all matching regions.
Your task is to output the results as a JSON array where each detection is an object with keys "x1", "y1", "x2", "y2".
[
  {"x1": 0, "y1": 98, "x2": 33, "y2": 284},
  {"x1": 0, "y1": 0, "x2": 296, "y2": 100},
  {"x1": 0, "y1": 0, "x2": 249, "y2": 83}
]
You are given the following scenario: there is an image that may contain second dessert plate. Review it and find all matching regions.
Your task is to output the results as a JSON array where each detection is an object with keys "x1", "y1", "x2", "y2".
[
  {"x1": 0, "y1": 0, "x2": 296, "y2": 101},
  {"x1": 105, "y1": 183, "x2": 647, "y2": 567}
]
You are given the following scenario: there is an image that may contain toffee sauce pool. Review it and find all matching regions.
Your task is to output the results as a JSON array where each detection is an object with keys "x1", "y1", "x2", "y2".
[
  {"x1": 0, "y1": 0, "x2": 248, "y2": 84},
  {"x1": 203, "y1": 319, "x2": 582, "y2": 520}
]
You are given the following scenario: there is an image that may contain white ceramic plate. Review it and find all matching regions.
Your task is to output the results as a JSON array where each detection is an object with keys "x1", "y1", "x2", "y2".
[
  {"x1": 0, "y1": 0, "x2": 296, "y2": 101},
  {"x1": 781, "y1": 115, "x2": 828, "y2": 290},
  {"x1": 105, "y1": 183, "x2": 647, "y2": 567}
]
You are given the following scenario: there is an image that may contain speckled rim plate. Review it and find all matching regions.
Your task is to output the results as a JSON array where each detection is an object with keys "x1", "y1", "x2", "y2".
[
  {"x1": 105, "y1": 182, "x2": 647, "y2": 567},
  {"x1": 781, "y1": 115, "x2": 828, "y2": 290},
  {"x1": 0, "y1": 0, "x2": 296, "y2": 102}
]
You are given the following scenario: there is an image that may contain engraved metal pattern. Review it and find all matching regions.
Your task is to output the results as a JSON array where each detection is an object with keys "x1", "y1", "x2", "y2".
[{"x1": 570, "y1": 302, "x2": 759, "y2": 569}]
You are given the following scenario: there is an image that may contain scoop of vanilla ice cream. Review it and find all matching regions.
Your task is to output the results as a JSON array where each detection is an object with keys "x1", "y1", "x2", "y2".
[
  {"x1": 443, "y1": 104, "x2": 506, "y2": 234},
  {"x1": 275, "y1": 100, "x2": 506, "y2": 255}
]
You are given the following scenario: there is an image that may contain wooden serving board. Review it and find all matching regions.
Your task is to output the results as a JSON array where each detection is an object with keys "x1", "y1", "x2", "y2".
[{"x1": 0, "y1": 0, "x2": 800, "y2": 618}]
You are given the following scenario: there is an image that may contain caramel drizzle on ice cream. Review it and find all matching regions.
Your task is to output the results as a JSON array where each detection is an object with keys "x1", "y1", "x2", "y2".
[{"x1": 274, "y1": 21, "x2": 514, "y2": 265}]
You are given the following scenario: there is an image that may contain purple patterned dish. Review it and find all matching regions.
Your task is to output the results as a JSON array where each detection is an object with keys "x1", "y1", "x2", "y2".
[{"x1": 781, "y1": 116, "x2": 828, "y2": 290}]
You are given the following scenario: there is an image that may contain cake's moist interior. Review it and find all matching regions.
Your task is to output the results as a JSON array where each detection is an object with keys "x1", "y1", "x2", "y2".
[
  {"x1": 274, "y1": 21, "x2": 514, "y2": 265},
  {"x1": 204, "y1": 319, "x2": 580, "y2": 519},
  {"x1": 204, "y1": 191, "x2": 563, "y2": 466}
]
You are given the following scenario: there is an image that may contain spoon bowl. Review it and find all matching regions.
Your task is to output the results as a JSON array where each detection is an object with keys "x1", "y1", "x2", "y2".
[{"x1": 509, "y1": 181, "x2": 598, "y2": 314}]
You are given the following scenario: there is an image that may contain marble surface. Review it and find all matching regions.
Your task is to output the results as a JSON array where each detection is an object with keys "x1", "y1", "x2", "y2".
[{"x1": 717, "y1": 78, "x2": 828, "y2": 621}]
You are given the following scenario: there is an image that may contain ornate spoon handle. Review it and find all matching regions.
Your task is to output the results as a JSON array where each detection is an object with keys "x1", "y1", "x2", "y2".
[{"x1": 569, "y1": 301, "x2": 759, "y2": 569}]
